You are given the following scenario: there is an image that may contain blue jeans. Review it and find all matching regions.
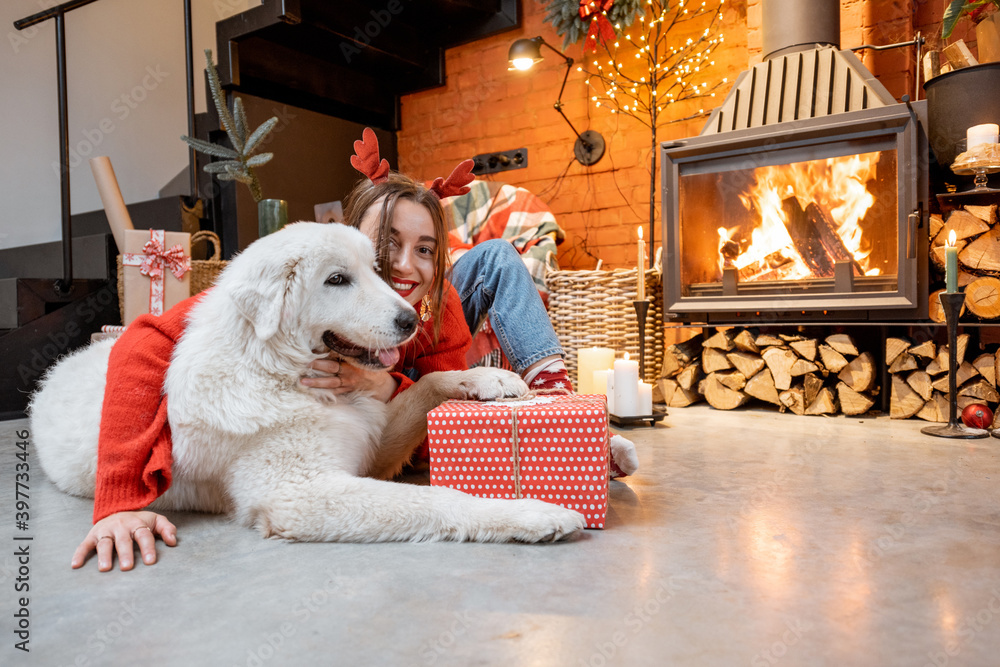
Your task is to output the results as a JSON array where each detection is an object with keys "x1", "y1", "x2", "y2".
[{"x1": 449, "y1": 239, "x2": 563, "y2": 374}]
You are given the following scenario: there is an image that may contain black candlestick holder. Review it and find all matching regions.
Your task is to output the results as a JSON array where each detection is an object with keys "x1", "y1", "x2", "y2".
[
  {"x1": 633, "y1": 300, "x2": 649, "y2": 380},
  {"x1": 921, "y1": 292, "x2": 989, "y2": 439}
]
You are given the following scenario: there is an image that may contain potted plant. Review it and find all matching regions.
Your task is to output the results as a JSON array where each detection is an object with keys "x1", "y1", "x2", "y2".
[
  {"x1": 944, "y1": 0, "x2": 1000, "y2": 62},
  {"x1": 182, "y1": 50, "x2": 286, "y2": 237}
]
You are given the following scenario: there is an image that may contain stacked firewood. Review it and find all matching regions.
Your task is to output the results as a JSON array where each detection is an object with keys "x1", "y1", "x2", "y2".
[
  {"x1": 658, "y1": 329, "x2": 877, "y2": 416},
  {"x1": 928, "y1": 204, "x2": 1000, "y2": 320},
  {"x1": 887, "y1": 334, "x2": 999, "y2": 421}
]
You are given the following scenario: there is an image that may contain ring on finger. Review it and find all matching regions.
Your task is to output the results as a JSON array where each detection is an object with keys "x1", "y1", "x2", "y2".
[
  {"x1": 130, "y1": 525, "x2": 152, "y2": 540},
  {"x1": 97, "y1": 535, "x2": 114, "y2": 543}
]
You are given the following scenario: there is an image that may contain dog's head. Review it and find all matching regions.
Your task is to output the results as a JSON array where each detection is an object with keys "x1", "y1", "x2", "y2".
[{"x1": 220, "y1": 222, "x2": 418, "y2": 370}]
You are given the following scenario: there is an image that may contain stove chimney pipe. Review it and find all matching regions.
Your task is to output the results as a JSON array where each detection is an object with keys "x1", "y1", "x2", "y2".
[{"x1": 762, "y1": 0, "x2": 841, "y2": 61}]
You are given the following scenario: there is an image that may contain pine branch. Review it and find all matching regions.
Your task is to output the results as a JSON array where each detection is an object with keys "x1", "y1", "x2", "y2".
[{"x1": 180, "y1": 49, "x2": 283, "y2": 203}]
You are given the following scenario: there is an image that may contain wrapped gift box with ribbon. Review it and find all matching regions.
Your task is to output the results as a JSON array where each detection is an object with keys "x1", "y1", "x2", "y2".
[
  {"x1": 427, "y1": 394, "x2": 609, "y2": 529},
  {"x1": 121, "y1": 228, "x2": 191, "y2": 325}
]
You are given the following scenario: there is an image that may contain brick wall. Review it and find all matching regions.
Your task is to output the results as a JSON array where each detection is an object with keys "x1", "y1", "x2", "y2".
[{"x1": 399, "y1": 0, "x2": 950, "y2": 271}]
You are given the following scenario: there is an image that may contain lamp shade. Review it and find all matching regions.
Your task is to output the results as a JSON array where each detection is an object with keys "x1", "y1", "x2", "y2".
[{"x1": 507, "y1": 37, "x2": 543, "y2": 70}]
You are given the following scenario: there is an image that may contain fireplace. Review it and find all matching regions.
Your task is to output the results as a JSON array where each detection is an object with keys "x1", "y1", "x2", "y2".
[{"x1": 661, "y1": 0, "x2": 930, "y2": 324}]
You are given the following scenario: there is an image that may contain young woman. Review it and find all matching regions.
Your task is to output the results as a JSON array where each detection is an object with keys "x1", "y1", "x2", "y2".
[{"x1": 71, "y1": 129, "x2": 634, "y2": 572}]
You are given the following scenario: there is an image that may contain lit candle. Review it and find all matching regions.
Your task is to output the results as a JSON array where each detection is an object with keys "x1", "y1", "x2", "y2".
[
  {"x1": 636, "y1": 226, "x2": 646, "y2": 302},
  {"x1": 946, "y1": 229, "x2": 958, "y2": 294},
  {"x1": 577, "y1": 347, "x2": 615, "y2": 394},
  {"x1": 638, "y1": 381, "x2": 653, "y2": 416},
  {"x1": 967, "y1": 123, "x2": 999, "y2": 151},
  {"x1": 613, "y1": 352, "x2": 639, "y2": 416}
]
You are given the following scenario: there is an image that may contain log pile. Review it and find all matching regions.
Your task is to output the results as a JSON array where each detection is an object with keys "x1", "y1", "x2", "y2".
[
  {"x1": 886, "y1": 334, "x2": 1000, "y2": 422},
  {"x1": 658, "y1": 329, "x2": 878, "y2": 416},
  {"x1": 929, "y1": 204, "x2": 1000, "y2": 320}
]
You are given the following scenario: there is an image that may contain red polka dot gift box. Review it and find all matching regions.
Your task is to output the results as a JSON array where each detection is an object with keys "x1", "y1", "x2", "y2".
[{"x1": 427, "y1": 394, "x2": 609, "y2": 529}]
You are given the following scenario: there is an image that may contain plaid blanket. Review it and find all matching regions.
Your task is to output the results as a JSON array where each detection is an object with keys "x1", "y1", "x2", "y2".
[{"x1": 441, "y1": 181, "x2": 564, "y2": 296}]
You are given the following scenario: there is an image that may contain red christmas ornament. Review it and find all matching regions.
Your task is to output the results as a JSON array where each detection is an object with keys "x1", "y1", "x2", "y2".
[{"x1": 961, "y1": 403, "x2": 993, "y2": 430}]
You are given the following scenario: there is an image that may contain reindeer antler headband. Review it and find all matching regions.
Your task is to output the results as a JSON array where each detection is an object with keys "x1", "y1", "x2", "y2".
[{"x1": 351, "y1": 127, "x2": 475, "y2": 199}]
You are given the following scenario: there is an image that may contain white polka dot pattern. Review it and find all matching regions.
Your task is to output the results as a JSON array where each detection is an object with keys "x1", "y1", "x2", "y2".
[{"x1": 427, "y1": 394, "x2": 609, "y2": 529}]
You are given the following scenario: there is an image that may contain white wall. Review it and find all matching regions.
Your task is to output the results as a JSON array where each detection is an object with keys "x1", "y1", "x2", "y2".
[{"x1": 0, "y1": 0, "x2": 255, "y2": 250}]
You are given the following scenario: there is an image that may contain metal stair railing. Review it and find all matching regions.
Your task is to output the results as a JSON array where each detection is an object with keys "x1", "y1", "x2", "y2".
[{"x1": 13, "y1": 0, "x2": 197, "y2": 295}]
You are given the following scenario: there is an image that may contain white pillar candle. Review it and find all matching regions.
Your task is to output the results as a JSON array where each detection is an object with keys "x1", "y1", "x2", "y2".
[
  {"x1": 613, "y1": 353, "x2": 639, "y2": 416},
  {"x1": 638, "y1": 381, "x2": 653, "y2": 416},
  {"x1": 594, "y1": 369, "x2": 614, "y2": 413},
  {"x1": 577, "y1": 347, "x2": 615, "y2": 394},
  {"x1": 967, "y1": 123, "x2": 999, "y2": 151}
]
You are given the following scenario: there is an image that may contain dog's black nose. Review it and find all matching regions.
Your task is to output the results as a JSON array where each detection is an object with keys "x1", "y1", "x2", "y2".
[{"x1": 395, "y1": 308, "x2": 418, "y2": 336}]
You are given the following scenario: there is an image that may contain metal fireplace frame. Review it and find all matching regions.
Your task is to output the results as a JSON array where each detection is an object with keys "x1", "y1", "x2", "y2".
[{"x1": 660, "y1": 101, "x2": 929, "y2": 324}]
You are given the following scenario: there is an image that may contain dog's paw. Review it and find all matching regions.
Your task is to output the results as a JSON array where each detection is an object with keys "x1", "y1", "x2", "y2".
[
  {"x1": 453, "y1": 367, "x2": 529, "y2": 401},
  {"x1": 507, "y1": 499, "x2": 586, "y2": 543}
]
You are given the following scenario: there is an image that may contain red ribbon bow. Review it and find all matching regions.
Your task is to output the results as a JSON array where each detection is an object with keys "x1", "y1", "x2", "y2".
[
  {"x1": 579, "y1": 0, "x2": 616, "y2": 52},
  {"x1": 136, "y1": 239, "x2": 190, "y2": 280},
  {"x1": 122, "y1": 229, "x2": 191, "y2": 316}
]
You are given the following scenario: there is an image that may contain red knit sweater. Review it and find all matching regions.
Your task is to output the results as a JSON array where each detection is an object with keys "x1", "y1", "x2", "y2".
[{"x1": 92, "y1": 283, "x2": 471, "y2": 523}]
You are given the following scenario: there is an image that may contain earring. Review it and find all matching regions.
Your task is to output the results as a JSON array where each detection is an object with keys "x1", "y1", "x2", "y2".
[{"x1": 419, "y1": 294, "x2": 433, "y2": 322}]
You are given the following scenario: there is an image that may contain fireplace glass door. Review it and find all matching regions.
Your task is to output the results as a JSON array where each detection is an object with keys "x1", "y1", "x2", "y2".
[{"x1": 662, "y1": 105, "x2": 925, "y2": 319}]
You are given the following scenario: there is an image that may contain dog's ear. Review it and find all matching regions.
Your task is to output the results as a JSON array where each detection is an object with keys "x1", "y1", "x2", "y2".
[{"x1": 230, "y1": 259, "x2": 302, "y2": 340}]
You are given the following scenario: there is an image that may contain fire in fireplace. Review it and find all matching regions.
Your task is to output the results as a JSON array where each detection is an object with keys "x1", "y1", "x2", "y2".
[{"x1": 661, "y1": 0, "x2": 929, "y2": 323}]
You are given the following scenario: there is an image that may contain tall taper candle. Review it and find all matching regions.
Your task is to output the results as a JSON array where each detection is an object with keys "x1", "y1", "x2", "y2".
[
  {"x1": 636, "y1": 226, "x2": 645, "y2": 302},
  {"x1": 946, "y1": 229, "x2": 958, "y2": 293}
]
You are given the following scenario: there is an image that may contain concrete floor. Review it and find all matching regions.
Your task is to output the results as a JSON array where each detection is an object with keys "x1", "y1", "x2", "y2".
[{"x1": 2, "y1": 406, "x2": 1000, "y2": 667}]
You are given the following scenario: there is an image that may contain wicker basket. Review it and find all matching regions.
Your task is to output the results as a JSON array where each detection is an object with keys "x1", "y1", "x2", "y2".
[
  {"x1": 546, "y1": 262, "x2": 664, "y2": 384},
  {"x1": 117, "y1": 230, "x2": 227, "y2": 322}
]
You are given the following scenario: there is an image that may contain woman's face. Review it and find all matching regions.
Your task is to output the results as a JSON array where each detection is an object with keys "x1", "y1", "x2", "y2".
[{"x1": 358, "y1": 198, "x2": 437, "y2": 307}]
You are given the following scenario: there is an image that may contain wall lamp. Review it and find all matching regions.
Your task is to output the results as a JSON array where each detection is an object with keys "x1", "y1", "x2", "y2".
[{"x1": 507, "y1": 36, "x2": 605, "y2": 166}]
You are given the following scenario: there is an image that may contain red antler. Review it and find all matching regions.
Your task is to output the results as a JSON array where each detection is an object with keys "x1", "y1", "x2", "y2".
[
  {"x1": 350, "y1": 127, "x2": 390, "y2": 184},
  {"x1": 430, "y1": 159, "x2": 475, "y2": 199}
]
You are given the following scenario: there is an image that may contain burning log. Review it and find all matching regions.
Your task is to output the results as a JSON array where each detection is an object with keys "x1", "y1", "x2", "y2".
[
  {"x1": 805, "y1": 203, "x2": 862, "y2": 274},
  {"x1": 737, "y1": 249, "x2": 796, "y2": 282},
  {"x1": 782, "y1": 196, "x2": 835, "y2": 277}
]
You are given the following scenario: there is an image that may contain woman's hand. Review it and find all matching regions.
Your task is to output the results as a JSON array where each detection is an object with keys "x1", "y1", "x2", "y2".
[
  {"x1": 72, "y1": 511, "x2": 177, "y2": 572},
  {"x1": 301, "y1": 356, "x2": 398, "y2": 403}
]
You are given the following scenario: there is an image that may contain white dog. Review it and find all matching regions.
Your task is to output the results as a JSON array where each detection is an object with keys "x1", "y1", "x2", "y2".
[{"x1": 29, "y1": 222, "x2": 585, "y2": 543}]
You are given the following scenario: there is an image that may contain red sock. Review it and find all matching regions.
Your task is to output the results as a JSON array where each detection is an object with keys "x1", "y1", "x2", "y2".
[{"x1": 528, "y1": 368, "x2": 574, "y2": 393}]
